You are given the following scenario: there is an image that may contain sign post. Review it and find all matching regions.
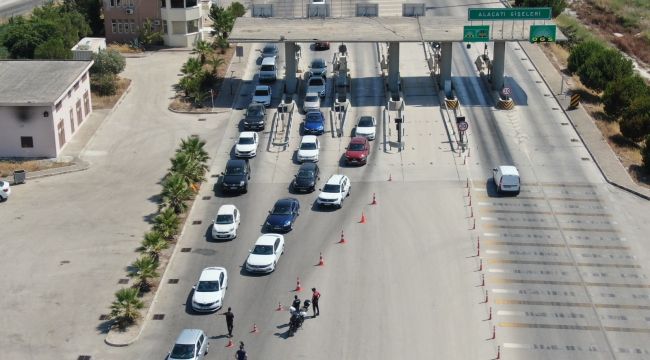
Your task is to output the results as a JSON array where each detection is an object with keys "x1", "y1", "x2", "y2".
[
  {"x1": 529, "y1": 25, "x2": 557, "y2": 43},
  {"x1": 463, "y1": 25, "x2": 490, "y2": 42}
]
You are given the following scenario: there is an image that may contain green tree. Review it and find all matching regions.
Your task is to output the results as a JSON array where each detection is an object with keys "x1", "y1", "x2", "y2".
[
  {"x1": 153, "y1": 207, "x2": 180, "y2": 240},
  {"x1": 602, "y1": 76, "x2": 650, "y2": 119},
  {"x1": 34, "y1": 37, "x2": 71, "y2": 59},
  {"x1": 0, "y1": 17, "x2": 54, "y2": 58},
  {"x1": 214, "y1": 36, "x2": 229, "y2": 54},
  {"x1": 90, "y1": 74, "x2": 118, "y2": 96},
  {"x1": 208, "y1": 57, "x2": 225, "y2": 75},
  {"x1": 181, "y1": 57, "x2": 203, "y2": 76},
  {"x1": 177, "y1": 136, "x2": 210, "y2": 164},
  {"x1": 567, "y1": 40, "x2": 605, "y2": 74},
  {"x1": 62, "y1": 0, "x2": 104, "y2": 36},
  {"x1": 140, "y1": 231, "x2": 168, "y2": 261},
  {"x1": 642, "y1": 134, "x2": 650, "y2": 172},
  {"x1": 138, "y1": 18, "x2": 163, "y2": 48},
  {"x1": 228, "y1": 2, "x2": 247, "y2": 18},
  {"x1": 577, "y1": 48, "x2": 633, "y2": 92},
  {"x1": 129, "y1": 255, "x2": 159, "y2": 292},
  {"x1": 170, "y1": 152, "x2": 208, "y2": 185},
  {"x1": 91, "y1": 49, "x2": 126, "y2": 76},
  {"x1": 514, "y1": 0, "x2": 567, "y2": 18},
  {"x1": 192, "y1": 40, "x2": 212, "y2": 64},
  {"x1": 161, "y1": 173, "x2": 193, "y2": 213},
  {"x1": 109, "y1": 288, "x2": 144, "y2": 329},
  {"x1": 620, "y1": 95, "x2": 650, "y2": 141},
  {"x1": 209, "y1": 6, "x2": 235, "y2": 39}
]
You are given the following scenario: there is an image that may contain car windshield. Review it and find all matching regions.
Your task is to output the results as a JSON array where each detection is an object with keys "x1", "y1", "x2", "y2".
[
  {"x1": 358, "y1": 117, "x2": 374, "y2": 127},
  {"x1": 305, "y1": 95, "x2": 319, "y2": 103},
  {"x1": 196, "y1": 280, "x2": 220, "y2": 292},
  {"x1": 297, "y1": 170, "x2": 314, "y2": 178},
  {"x1": 273, "y1": 203, "x2": 293, "y2": 215},
  {"x1": 300, "y1": 142, "x2": 317, "y2": 150},
  {"x1": 252, "y1": 245, "x2": 274, "y2": 255},
  {"x1": 323, "y1": 184, "x2": 341, "y2": 193},
  {"x1": 309, "y1": 78, "x2": 324, "y2": 86},
  {"x1": 254, "y1": 89, "x2": 269, "y2": 96},
  {"x1": 311, "y1": 59, "x2": 325, "y2": 68},
  {"x1": 239, "y1": 137, "x2": 255, "y2": 145},
  {"x1": 170, "y1": 344, "x2": 195, "y2": 359},
  {"x1": 348, "y1": 143, "x2": 365, "y2": 151},
  {"x1": 247, "y1": 105, "x2": 264, "y2": 116},
  {"x1": 215, "y1": 214, "x2": 233, "y2": 224},
  {"x1": 306, "y1": 113, "x2": 322, "y2": 122},
  {"x1": 225, "y1": 166, "x2": 245, "y2": 175},
  {"x1": 260, "y1": 64, "x2": 274, "y2": 71}
]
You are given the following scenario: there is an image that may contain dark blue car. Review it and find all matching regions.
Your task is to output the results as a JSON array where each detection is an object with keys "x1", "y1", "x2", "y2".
[
  {"x1": 265, "y1": 198, "x2": 300, "y2": 232},
  {"x1": 303, "y1": 111, "x2": 325, "y2": 135}
]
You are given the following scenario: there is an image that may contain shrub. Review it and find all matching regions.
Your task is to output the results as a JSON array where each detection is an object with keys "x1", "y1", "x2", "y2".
[
  {"x1": 642, "y1": 135, "x2": 650, "y2": 172},
  {"x1": 109, "y1": 288, "x2": 143, "y2": 329},
  {"x1": 514, "y1": 0, "x2": 567, "y2": 18},
  {"x1": 90, "y1": 74, "x2": 117, "y2": 96},
  {"x1": 91, "y1": 49, "x2": 126, "y2": 76},
  {"x1": 602, "y1": 75, "x2": 650, "y2": 119},
  {"x1": 228, "y1": 2, "x2": 246, "y2": 18},
  {"x1": 34, "y1": 37, "x2": 71, "y2": 59},
  {"x1": 567, "y1": 40, "x2": 606, "y2": 73},
  {"x1": 577, "y1": 48, "x2": 633, "y2": 92},
  {"x1": 620, "y1": 95, "x2": 650, "y2": 141}
]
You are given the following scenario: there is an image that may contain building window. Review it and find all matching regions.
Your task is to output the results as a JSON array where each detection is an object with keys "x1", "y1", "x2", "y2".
[
  {"x1": 187, "y1": 19, "x2": 198, "y2": 33},
  {"x1": 126, "y1": 0, "x2": 134, "y2": 6},
  {"x1": 130, "y1": 19, "x2": 136, "y2": 33},
  {"x1": 67, "y1": 90, "x2": 72, "y2": 98},
  {"x1": 160, "y1": 0, "x2": 166, "y2": 8},
  {"x1": 55, "y1": 101, "x2": 62, "y2": 110},
  {"x1": 170, "y1": 0, "x2": 184, "y2": 8},
  {"x1": 73, "y1": 81, "x2": 79, "y2": 90},
  {"x1": 82, "y1": 73, "x2": 88, "y2": 82},
  {"x1": 172, "y1": 21, "x2": 185, "y2": 34},
  {"x1": 83, "y1": 91, "x2": 90, "y2": 115},
  {"x1": 110, "y1": 0, "x2": 116, "y2": 6},
  {"x1": 116, "y1": 0, "x2": 122, "y2": 6},
  {"x1": 124, "y1": 21, "x2": 130, "y2": 33},
  {"x1": 186, "y1": 0, "x2": 197, "y2": 7},
  {"x1": 112, "y1": 19, "x2": 117, "y2": 33},
  {"x1": 21, "y1": 136, "x2": 34, "y2": 148},
  {"x1": 163, "y1": 20, "x2": 168, "y2": 34},
  {"x1": 118, "y1": 21, "x2": 124, "y2": 33}
]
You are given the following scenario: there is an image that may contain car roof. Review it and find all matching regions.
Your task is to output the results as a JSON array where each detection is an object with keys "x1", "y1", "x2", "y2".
[
  {"x1": 256, "y1": 234, "x2": 284, "y2": 245},
  {"x1": 301, "y1": 135, "x2": 317, "y2": 142},
  {"x1": 239, "y1": 131, "x2": 256, "y2": 138},
  {"x1": 498, "y1": 165, "x2": 519, "y2": 176},
  {"x1": 261, "y1": 57, "x2": 276, "y2": 65},
  {"x1": 255, "y1": 85, "x2": 270, "y2": 91},
  {"x1": 299, "y1": 162, "x2": 318, "y2": 171},
  {"x1": 349, "y1": 136, "x2": 368, "y2": 144},
  {"x1": 263, "y1": 44, "x2": 276, "y2": 50},
  {"x1": 275, "y1": 197, "x2": 298, "y2": 206},
  {"x1": 175, "y1": 329, "x2": 205, "y2": 344},
  {"x1": 358, "y1": 115, "x2": 374, "y2": 122},
  {"x1": 199, "y1": 267, "x2": 225, "y2": 282},
  {"x1": 217, "y1": 204, "x2": 237, "y2": 215},
  {"x1": 305, "y1": 92, "x2": 319, "y2": 97},
  {"x1": 326, "y1": 174, "x2": 346, "y2": 184},
  {"x1": 226, "y1": 159, "x2": 247, "y2": 167}
]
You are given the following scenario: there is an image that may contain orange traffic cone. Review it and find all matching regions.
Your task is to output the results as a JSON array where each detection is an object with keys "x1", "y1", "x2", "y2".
[
  {"x1": 371, "y1": 193, "x2": 377, "y2": 205},
  {"x1": 339, "y1": 230, "x2": 346, "y2": 244},
  {"x1": 359, "y1": 212, "x2": 366, "y2": 224},
  {"x1": 276, "y1": 302, "x2": 283, "y2": 311},
  {"x1": 295, "y1": 277, "x2": 302, "y2": 292},
  {"x1": 225, "y1": 338, "x2": 234, "y2": 347},
  {"x1": 250, "y1": 323, "x2": 259, "y2": 333},
  {"x1": 317, "y1": 252, "x2": 325, "y2": 266}
]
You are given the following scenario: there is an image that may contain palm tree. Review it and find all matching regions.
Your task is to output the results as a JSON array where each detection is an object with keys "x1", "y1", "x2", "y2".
[
  {"x1": 192, "y1": 40, "x2": 212, "y2": 64},
  {"x1": 170, "y1": 152, "x2": 208, "y2": 185},
  {"x1": 161, "y1": 173, "x2": 193, "y2": 213},
  {"x1": 208, "y1": 57, "x2": 225, "y2": 75},
  {"x1": 140, "y1": 231, "x2": 168, "y2": 261},
  {"x1": 129, "y1": 255, "x2": 159, "y2": 292},
  {"x1": 177, "y1": 136, "x2": 210, "y2": 164},
  {"x1": 181, "y1": 57, "x2": 203, "y2": 76},
  {"x1": 109, "y1": 288, "x2": 144, "y2": 329},
  {"x1": 153, "y1": 207, "x2": 180, "y2": 240}
]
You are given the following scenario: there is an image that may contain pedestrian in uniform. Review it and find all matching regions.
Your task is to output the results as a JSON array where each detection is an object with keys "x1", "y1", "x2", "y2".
[
  {"x1": 311, "y1": 288, "x2": 321, "y2": 317},
  {"x1": 236, "y1": 341, "x2": 247, "y2": 360},
  {"x1": 222, "y1": 307, "x2": 234, "y2": 337},
  {"x1": 292, "y1": 295, "x2": 301, "y2": 310}
]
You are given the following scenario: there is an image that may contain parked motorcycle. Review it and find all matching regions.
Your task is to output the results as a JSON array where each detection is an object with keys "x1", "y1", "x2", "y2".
[{"x1": 288, "y1": 299, "x2": 311, "y2": 336}]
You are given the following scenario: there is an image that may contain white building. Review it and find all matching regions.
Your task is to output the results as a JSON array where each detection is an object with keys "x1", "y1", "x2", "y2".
[
  {"x1": 0, "y1": 61, "x2": 94, "y2": 158},
  {"x1": 72, "y1": 37, "x2": 107, "y2": 61}
]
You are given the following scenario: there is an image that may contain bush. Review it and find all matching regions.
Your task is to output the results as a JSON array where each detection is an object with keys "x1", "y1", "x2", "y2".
[
  {"x1": 555, "y1": 14, "x2": 596, "y2": 47},
  {"x1": 642, "y1": 135, "x2": 650, "y2": 172},
  {"x1": 577, "y1": 48, "x2": 633, "y2": 92},
  {"x1": 228, "y1": 2, "x2": 246, "y2": 17},
  {"x1": 90, "y1": 74, "x2": 118, "y2": 96},
  {"x1": 514, "y1": 0, "x2": 567, "y2": 18},
  {"x1": 34, "y1": 37, "x2": 71, "y2": 59},
  {"x1": 602, "y1": 76, "x2": 650, "y2": 119},
  {"x1": 567, "y1": 40, "x2": 606, "y2": 73},
  {"x1": 620, "y1": 95, "x2": 650, "y2": 141},
  {"x1": 91, "y1": 49, "x2": 126, "y2": 76}
]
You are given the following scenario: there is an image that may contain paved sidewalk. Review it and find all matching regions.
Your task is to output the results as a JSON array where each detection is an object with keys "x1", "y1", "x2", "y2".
[{"x1": 520, "y1": 42, "x2": 650, "y2": 200}]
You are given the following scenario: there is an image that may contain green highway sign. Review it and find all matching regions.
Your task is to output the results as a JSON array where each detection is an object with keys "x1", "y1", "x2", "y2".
[
  {"x1": 529, "y1": 25, "x2": 556, "y2": 43},
  {"x1": 468, "y1": 7, "x2": 552, "y2": 21},
  {"x1": 463, "y1": 25, "x2": 490, "y2": 42}
]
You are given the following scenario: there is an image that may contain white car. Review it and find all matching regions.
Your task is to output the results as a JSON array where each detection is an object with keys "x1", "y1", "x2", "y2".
[
  {"x1": 356, "y1": 115, "x2": 377, "y2": 140},
  {"x1": 211, "y1": 205, "x2": 240, "y2": 240},
  {"x1": 306, "y1": 76, "x2": 326, "y2": 98},
  {"x1": 0, "y1": 180, "x2": 11, "y2": 201},
  {"x1": 235, "y1": 132, "x2": 259, "y2": 158},
  {"x1": 191, "y1": 267, "x2": 228, "y2": 312},
  {"x1": 252, "y1": 85, "x2": 272, "y2": 107},
  {"x1": 303, "y1": 92, "x2": 320, "y2": 112},
  {"x1": 316, "y1": 174, "x2": 351, "y2": 208},
  {"x1": 245, "y1": 234, "x2": 285, "y2": 273},
  {"x1": 297, "y1": 135, "x2": 320, "y2": 163}
]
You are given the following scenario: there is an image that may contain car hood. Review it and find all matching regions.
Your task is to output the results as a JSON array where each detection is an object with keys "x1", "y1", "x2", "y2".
[
  {"x1": 267, "y1": 213, "x2": 293, "y2": 226},
  {"x1": 345, "y1": 150, "x2": 366, "y2": 158},
  {"x1": 298, "y1": 149, "x2": 319, "y2": 157},
  {"x1": 247, "y1": 253, "x2": 274, "y2": 266},
  {"x1": 307, "y1": 85, "x2": 325, "y2": 93},
  {"x1": 318, "y1": 191, "x2": 341, "y2": 201},
  {"x1": 253, "y1": 95, "x2": 270, "y2": 102},
  {"x1": 244, "y1": 115, "x2": 264, "y2": 123},
  {"x1": 213, "y1": 223, "x2": 235, "y2": 232},
  {"x1": 304, "y1": 121, "x2": 324, "y2": 130},
  {"x1": 193, "y1": 290, "x2": 221, "y2": 304},
  {"x1": 223, "y1": 174, "x2": 246, "y2": 184},
  {"x1": 304, "y1": 100, "x2": 319, "y2": 108},
  {"x1": 356, "y1": 127, "x2": 375, "y2": 136},
  {"x1": 294, "y1": 177, "x2": 315, "y2": 187},
  {"x1": 236, "y1": 143, "x2": 257, "y2": 152}
]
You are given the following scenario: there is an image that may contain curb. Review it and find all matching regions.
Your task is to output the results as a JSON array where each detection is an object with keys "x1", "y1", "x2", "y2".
[{"x1": 167, "y1": 106, "x2": 232, "y2": 115}]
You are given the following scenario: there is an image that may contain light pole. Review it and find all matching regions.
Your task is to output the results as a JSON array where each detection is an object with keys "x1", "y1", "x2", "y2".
[{"x1": 209, "y1": 89, "x2": 214, "y2": 109}]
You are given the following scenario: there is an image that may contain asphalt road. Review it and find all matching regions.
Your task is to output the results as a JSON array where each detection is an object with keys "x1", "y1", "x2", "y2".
[{"x1": 0, "y1": 0, "x2": 44, "y2": 19}]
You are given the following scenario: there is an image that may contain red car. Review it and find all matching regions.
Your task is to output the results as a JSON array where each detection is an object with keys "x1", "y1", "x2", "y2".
[{"x1": 345, "y1": 137, "x2": 370, "y2": 165}]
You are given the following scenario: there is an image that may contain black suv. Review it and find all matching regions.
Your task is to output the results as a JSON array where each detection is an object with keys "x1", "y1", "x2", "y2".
[
  {"x1": 221, "y1": 159, "x2": 251, "y2": 194},
  {"x1": 243, "y1": 103, "x2": 267, "y2": 131},
  {"x1": 291, "y1": 163, "x2": 319, "y2": 193}
]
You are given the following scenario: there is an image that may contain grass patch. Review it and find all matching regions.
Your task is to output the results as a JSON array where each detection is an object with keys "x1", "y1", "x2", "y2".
[
  {"x1": 0, "y1": 159, "x2": 71, "y2": 178},
  {"x1": 93, "y1": 78, "x2": 131, "y2": 109},
  {"x1": 556, "y1": 13, "x2": 600, "y2": 46}
]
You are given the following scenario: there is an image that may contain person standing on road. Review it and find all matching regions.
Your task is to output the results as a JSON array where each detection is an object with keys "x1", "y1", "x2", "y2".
[
  {"x1": 311, "y1": 288, "x2": 321, "y2": 317},
  {"x1": 236, "y1": 341, "x2": 247, "y2": 360},
  {"x1": 222, "y1": 307, "x2": 234, "y2": 337},
  {"x1": 292, "y1": 295, "x2": 301, "y2": 310}
]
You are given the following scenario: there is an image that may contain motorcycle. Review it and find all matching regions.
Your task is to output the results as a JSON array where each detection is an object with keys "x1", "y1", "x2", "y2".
[{"x1": 288, "y1": 299, "x2": 311, "y2": 336}]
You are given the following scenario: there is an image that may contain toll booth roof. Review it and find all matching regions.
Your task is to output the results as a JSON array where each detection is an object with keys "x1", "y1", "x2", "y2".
[{"x1": 229, "y1": 16, "x2": 566, "y2": 43}]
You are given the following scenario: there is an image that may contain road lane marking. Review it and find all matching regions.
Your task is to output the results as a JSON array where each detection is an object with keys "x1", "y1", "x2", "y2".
[
  {"x1": 484, "y1": 241, "x2": 629, "y2": 250},
  {"x1": 482, "y1": 224, "x2": 618, "y2": 232},
  {"x1": 498, "y1": 311, "x2": 526, "y2": 317},
  {"x1": 496, "y1": 299, "x2": 650, "y2": 310},
  {"x1": 490, "y1": 278, "x2": 650, "y2": 288},
  {"x1": 488, "y1": 259, "x2": 640, "y2": 268},
  {"x1": 503, "y1": 343, "x2": 533, "y2": 349},
  {"x1": 480, "y1": 209, "x2": 611, "y2": 217},
  {"x1": 499, "y1": 322, "x2": 650, "y2": 333}
]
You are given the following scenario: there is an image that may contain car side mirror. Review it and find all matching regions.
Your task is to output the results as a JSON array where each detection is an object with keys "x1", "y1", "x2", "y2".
[
  {"x1": 492, "y1": 168, "x2": 497, "y2": 171},
  {"x1": 268, "y1": 210, "x2": 272, "y2": 214},
  {"x1": 220, "y1": 172, "x2": 225, "y2": 175},
  {"x1": 192, "y1": 285, "x2": 196, "y2": 290}
]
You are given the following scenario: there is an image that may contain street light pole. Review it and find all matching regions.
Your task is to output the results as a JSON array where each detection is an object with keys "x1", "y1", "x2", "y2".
[{"x1": 209, "y1": 89, "x2": 214, "y2": 109}]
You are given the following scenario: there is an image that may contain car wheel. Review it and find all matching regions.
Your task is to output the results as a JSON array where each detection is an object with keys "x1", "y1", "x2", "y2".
[{"x1": 243, "y1": 185, "x2": 248, "y2": 194}]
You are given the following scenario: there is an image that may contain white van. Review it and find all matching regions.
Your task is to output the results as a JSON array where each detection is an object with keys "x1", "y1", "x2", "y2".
[
  {"x1": 259, "y1": 57, "x2": 277, "y2": 82},
  {"x1": 493, "y1": 165, "x2": 520, "y2": 195}
]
